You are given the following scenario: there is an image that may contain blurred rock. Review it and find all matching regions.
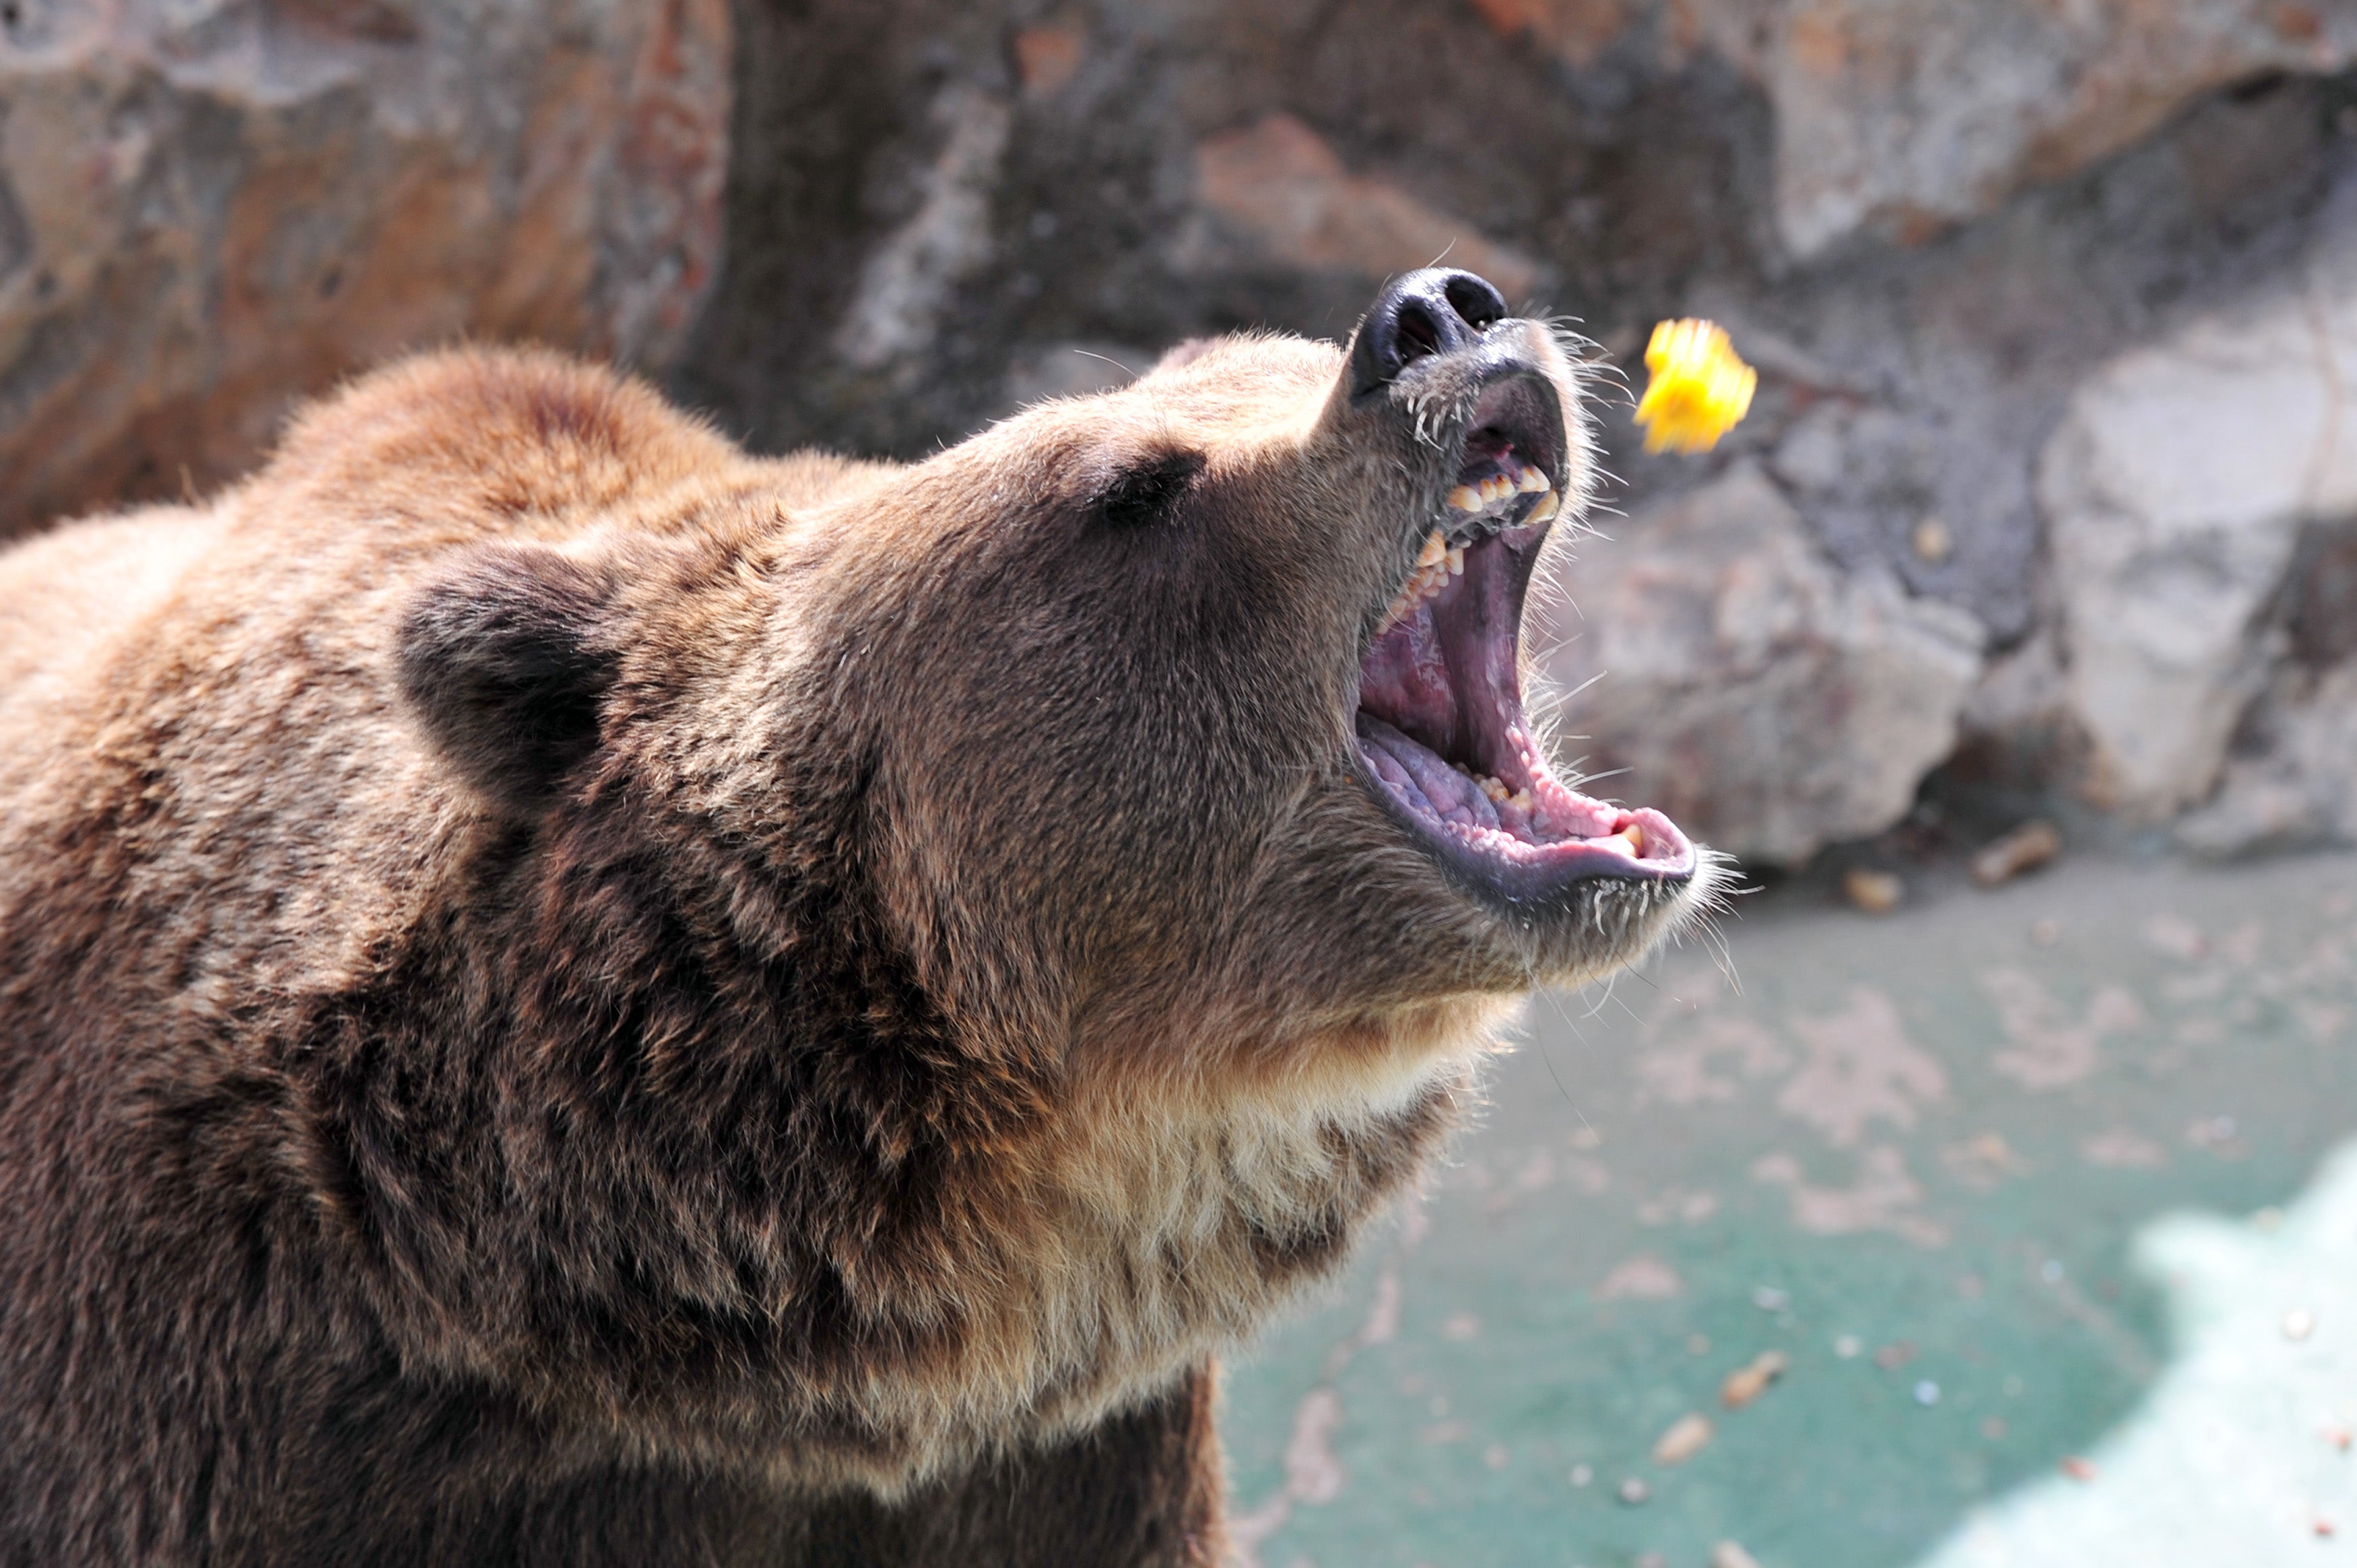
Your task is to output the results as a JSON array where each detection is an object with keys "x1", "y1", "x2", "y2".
[
  {"x1": 1757, "y1": 0, "x2": 2357, "y2": 258},
  {"x1": 1541, "y1": 463, "x2": 1985, "y2": 864},
  {"x1": 2179, "y1": 663, "x2": 2357, "y2": 856},
  {"x1": 1182, "y1": 112, "x2": 1541, "y2": 301},
  {"x1": 12, "y1": 0, "x2": 2357, "y2": 861},
  {"x1": 0, "y1": 0, "x2": 728, "y2": 535},
  {"x1": 1475, "y1": 0, "x2": 2357, "y2": 257},
  {"x1": 1767, "y1": 399, "x2": 2037, "y2": 643},
  {"x1": 832, "y1": 83, "x2": 1012, "y2": 378},
  {"x1": 681, "y1": 0, "x2": 1770, "y2": 463},
  {"x1": 993, "y1": 340, "x2": 1148, "y2": 419},
  {"x1": 2038, "y1": 213, "x2": 2357, "y2": 817}
]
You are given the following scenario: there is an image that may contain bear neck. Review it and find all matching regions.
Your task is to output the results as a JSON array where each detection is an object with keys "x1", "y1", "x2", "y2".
[{"x1": 288, "y1": 757, "x2": 1463, "y2": 1489}]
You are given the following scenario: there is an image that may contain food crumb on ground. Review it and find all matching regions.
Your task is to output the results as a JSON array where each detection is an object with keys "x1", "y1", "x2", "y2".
[
  {"x1": 1651, "y1": 1412, "x2": 1715, "y2": 1466},
  {"x1": 1721, "y1": 1350, "x2": 1792, "y2": 1410},
  {"x1": 1843, "y1": 866, "x2": 1904, "y2": 914},
  {"x1": 1971, "y1": 820, "x2": 2063, "y2": 886}
]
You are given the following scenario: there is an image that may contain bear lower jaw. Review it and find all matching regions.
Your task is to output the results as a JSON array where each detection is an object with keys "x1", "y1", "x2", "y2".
[{"x1": 1354, "y1": 522, "x2": 1696, "y2": 899}]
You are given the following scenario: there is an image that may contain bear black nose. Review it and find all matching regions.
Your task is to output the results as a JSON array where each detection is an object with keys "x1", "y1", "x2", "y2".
[{"x1": 1350, "y1": 268, "x2": 1509, "y2": 395}]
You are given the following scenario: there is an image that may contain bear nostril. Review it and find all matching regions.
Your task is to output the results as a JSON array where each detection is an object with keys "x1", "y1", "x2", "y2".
[
  {"x1": 1350, "y1": 268, "x2": 1512, "y2": 395},
  {"x1": 1394, "y1": 303, "x2": 1445, "y2": 367},
  {"x1": 1444, "y1": 275, "x2": 1506, "y2": 333}
]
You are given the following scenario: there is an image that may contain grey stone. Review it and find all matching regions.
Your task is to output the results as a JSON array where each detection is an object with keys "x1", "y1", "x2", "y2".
[
  {"x1": 2179, "y1": 664, "x2": 2357, "y2": 856},
  {"x1": 1471, "y1": 0, "x2": 2357, "y2": 258},
  {"x1": 0, "y1": 0, "x2": 729, "y2": 536},
  {"x1": 2038, "y1": 213, "x2": 2357, "y2": 819},
  {"x1": 1752, "y1": 0, "x2": 2357, "y2": 259},
  {"x1": 1539, "y1": 463, "x2": 1985, "y2": 865}
]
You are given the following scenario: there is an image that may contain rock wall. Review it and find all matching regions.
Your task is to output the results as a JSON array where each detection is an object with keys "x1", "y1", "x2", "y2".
[
  {"x1": 1541, "y1": 463, "x2": 1984, "y2": 864},
  {"x1": 679, "y1": 0, "x2": 2357, "y2": 864},
  {"x1": 9, "y1": 0, "x2": 2357, "y2": 866},
  {"x1": 0, "y1": 0, "x2": 729, "y2": 535}
]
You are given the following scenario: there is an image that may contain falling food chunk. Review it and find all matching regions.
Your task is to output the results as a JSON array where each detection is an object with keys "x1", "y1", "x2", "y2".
[
  {"x1": 1721, "y1": 1350, "x2": 1791, "y2": 1410},
  {"x1": 1618, "y1": 1476, "x2": 1651, "y2": 1505},
  {"x1": 2060, "y1": 1456, "x2": 2098, "y2": 1482},
  {"x1": 1635, "y1": 318, "x2": 1756, "y2": 454},
  {"x1": 1970, "y1": 819, "x2": 2063, "y2": 886},
  {"x1": 1711, "y1": 1544, "x2": 1765, "y2": 1568},
  {"x1": 2284, "y1": 1307, "x2": 2317, "y2": 1341},
  {"x1": 1651, "y1": 1412, "x2": 1715, "y2": 1466}
]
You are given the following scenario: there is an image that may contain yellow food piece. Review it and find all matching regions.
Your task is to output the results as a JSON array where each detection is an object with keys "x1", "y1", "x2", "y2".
[{"x1": 1635, "y1": 318, "x2": 1756, "y2": 454}]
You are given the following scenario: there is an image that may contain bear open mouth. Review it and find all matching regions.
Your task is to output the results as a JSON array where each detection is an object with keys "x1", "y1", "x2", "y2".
[{"x1": 1354, "y1": 376, "x2": 1696, "y2": 899}]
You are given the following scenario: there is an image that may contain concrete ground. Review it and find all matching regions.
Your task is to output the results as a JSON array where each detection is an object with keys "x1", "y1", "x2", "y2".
[{"x1": 1218, "y1": 850, "x2": 2357, "y2": 1568}]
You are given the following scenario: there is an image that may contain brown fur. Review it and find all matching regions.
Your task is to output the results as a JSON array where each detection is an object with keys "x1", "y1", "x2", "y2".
[{"x1": 0, "y1": 327, "x2": 1707, "y2": 1565}]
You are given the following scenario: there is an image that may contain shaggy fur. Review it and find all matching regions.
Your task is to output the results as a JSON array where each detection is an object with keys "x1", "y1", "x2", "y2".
[{"x1": 0, "y1": 316, "x2": 1708, "y2": 1565}]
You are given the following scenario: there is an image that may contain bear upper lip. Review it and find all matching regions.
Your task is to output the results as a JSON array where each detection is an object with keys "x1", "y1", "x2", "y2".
[{"x1": 1351, "y1": 353, "x2": 1698, "y2": 901}]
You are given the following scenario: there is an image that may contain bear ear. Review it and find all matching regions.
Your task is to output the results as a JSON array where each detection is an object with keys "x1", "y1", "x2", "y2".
[{"x1": 397, "y1": 545, "x2": 621, "y2": 814}]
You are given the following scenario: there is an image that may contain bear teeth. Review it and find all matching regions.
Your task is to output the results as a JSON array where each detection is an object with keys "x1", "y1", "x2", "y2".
[
  {"x1": 1377, "y1": 529, "x2": 1456, "y2": 632},
  {"x1": 1384, "y1": 461, "x2": 1559, "y2": 634},
  {"x1": 1450, "y1": 761, "x2": 1533, "y2": 812},
  {"x1": 1440, "y1": 462, "x2": 1552, "y2": 545}
]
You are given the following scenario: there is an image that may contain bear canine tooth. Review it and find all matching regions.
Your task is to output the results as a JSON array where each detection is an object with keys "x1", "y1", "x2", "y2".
[
  {"x1": 1527, "y1": 491, "x2": 1560, "y2": 524},
  {"x1": 1447, "y1": 485, "x2": 1483, "y2": 512},
  {"x1": 1417, "y1": 529, "x2": 1448, "y2": 568},
  {"x1": 1519, "y1": 469, "x2": 1551, "y2": 493},
  {"x1": 1446, "y1": 545, "x2": 1465, "y2": 576}
]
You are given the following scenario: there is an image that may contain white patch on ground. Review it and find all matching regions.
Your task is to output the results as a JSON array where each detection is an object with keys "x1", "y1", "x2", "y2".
[
  {"x1": 1231, "y1": 1244, "x2": 1416, "y2": 1565},
  {"x1": 2081, "y1": 1128, "x2": 2170, "y2": 1169},
  {"x1": 1778, "y1": 986, "x2": 1950, "y2": 1147},
  {"x1": 1913, "y1": 1140, "x2": 2357, "y2": 1567},
  {"x1": 1635, "y1": 1013, "x2": 1793, "y2": 1106},
  {"x1": 1979, "y1": 968, "x2": 2146, "y2": 1090},
  {"x1": 1752, "y1": 1145, "x2": 1950, "y2": 1247},
  {"x1": 1595, "y1": 1254, "x2": 1686, "y2": 1300}
]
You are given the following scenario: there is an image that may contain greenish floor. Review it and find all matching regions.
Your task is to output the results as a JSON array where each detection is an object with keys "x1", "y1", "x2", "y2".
[{"x1": 1219, "y1": 851, "x2": 2357, "y2": 1568}]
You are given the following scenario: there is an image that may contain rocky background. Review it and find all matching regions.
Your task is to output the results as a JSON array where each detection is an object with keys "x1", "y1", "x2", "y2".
[{"x1": 9, "y1": 0, "x2": 2357, "y2": 872}]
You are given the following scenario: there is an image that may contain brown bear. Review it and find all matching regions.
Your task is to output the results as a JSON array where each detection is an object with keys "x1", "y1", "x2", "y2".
[{"x1": 0, "y1": 269, "x2": 1710, "y2": 1566}]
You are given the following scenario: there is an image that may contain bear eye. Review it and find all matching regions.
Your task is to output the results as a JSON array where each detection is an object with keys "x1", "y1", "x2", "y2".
[{"x1": 1091, "y1": 450, "x2": 1205, "y2": 529}]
